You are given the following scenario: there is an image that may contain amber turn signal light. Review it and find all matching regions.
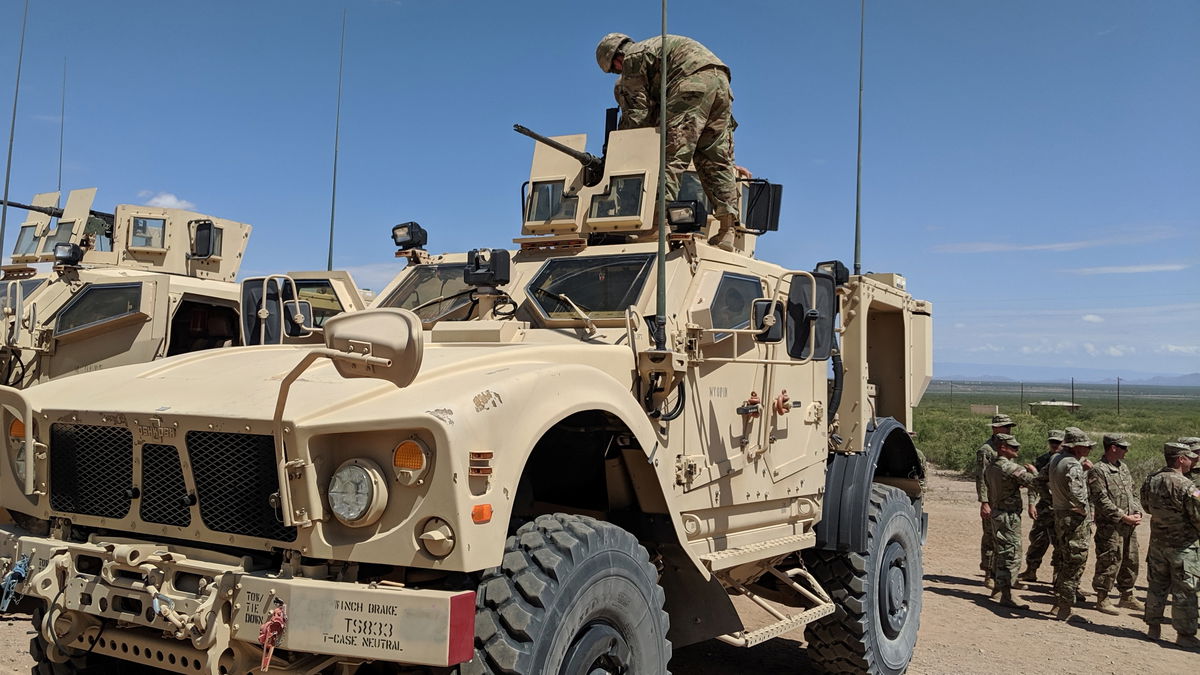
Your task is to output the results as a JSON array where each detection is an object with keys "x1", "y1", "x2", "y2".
[
  {"x1": 8, "y1": 418, "x2": 25, "y2": 438},
  {"x1": 393, "y1": 440, "x2": 427, "y2": 471},
  {"x1": 471, "y1": 504, "x2": 493, "y2": 524}
]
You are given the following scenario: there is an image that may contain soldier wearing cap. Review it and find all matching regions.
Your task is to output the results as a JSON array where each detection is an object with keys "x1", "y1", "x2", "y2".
[
  {"x1": 1140, "y1": 442, "x2": 1200, "y2": 648},
  {"x1": 1020, "y1": 429, "x2": 1065, "y2": 583},
  {"x1": 975, "y1": 414, "x2": 1016, "y2": 589},
  {"x1": 1180, "y1": 437, "x2": 1200, "y2": 488},
  {"x1": 1048, "y1": 427, "x2": 1095, "y2": 620},
  {"x1": 984, "y1": 434, "x2": 1038, "y2": 608},
  {"x1": 595, "y1": 32, "x2": 747, "y2": 251},
  {"x1": 1087, "y1": 433, "x2": 1143, "y2": 614}
]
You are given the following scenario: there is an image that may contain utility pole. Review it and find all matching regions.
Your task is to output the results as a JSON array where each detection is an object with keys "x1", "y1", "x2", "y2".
[
  {"x1": 1020, "y1": 382, "x2": 1023, "y2": 410},
  {"x1": 1116, "y1": 377, "x2": 1121, "y2": 416},
  {"x1": 1070, "y1": 377, "x2": 1075, "y2": 408}
]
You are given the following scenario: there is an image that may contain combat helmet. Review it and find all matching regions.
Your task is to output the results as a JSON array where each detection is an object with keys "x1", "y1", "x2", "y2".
[{"x1": 596, "y1": 33, "x2": 632, "y2": 73}]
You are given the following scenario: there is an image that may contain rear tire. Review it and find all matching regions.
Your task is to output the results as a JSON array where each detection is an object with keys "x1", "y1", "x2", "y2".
[
  {"x1": 28, "y1": 607, "x2": 117, "y2": 675},
  {"x1": 457, "y1": 513, "x2": 671, "y2": 674},
  {"x1": 804, "y1": 484, "x2": 923, "y2": 674}
]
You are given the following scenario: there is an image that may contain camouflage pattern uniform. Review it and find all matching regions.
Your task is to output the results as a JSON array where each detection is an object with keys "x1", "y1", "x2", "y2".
[
  {"x1": 1023, "y1": 430, "x2": 1065, "y2": 579},
  {"x1": 1180, "y1": 437, "x2": 1200, "y2": 487},
  {"x1": 609, "y1": 35, "x2": 740, "y2": 220},
  {"x1": 984, "y1": 438, "x2": 1037, "y2": 595},
  {"x1": 1087, "y1": 435, "x2": 1142, "y2": 601},
  {"x1": 1141, "y1": 443, "x2": 1200, "y2": 640},
  {"x1": 1049, "y1": 429, "x2": 1093, "y2": 611},
  {"x1": 975, "y1": 434, "x2": 999, "y2": 576}
]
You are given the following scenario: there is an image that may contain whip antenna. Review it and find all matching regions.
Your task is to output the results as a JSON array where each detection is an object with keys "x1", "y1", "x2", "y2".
[
  {"x1": 852, "y1": 0, "x2": 866, "y2": 276},
  {"x1": 326, "y1": 9, "x2": 347, "y2": 271},
  {"x1": 1, "y1": 0, "x2": 31, "y2": 256},
  {"x1": 653, "y1": 0, "x2": 669, "y2": 350}
]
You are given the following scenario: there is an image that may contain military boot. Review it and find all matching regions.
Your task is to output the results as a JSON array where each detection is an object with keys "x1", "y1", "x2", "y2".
[
  {"x1": 983, "y1": 574, "x2": 994, "y2": 591},
  {"x1": 707, "y1": 214, "x2": 737, "y2": 251},
  {"x1": 1053, "y1": 602, "x2": 1073, "y2": 621},
  {"x1": 1016, "y1": 569, "x2": 1038, "y2": 583},
  {"x1": 1010, "y1": 579, "x2": 1024, "y2": 590},
  {"x1": 1118, "y1": 592, "x2": 1143, "y2": 610},
  {"x1": 1146, "y1": 624, "x2": 1161, "y2": 641},
  {"x1": 997, "y1": 591, "x2": 1029, "y2": 611},
  {"x1": 1176, "y1": 634, "x2": 1200, "y2": 649},
  {"x1": 1094, "y1": 595, "x2": 1119, "y2": 616}
]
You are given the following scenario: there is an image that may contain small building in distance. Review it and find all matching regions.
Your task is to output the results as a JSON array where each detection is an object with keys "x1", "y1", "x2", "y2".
[{"x1": 1028, "y1": 400, "x2": 1081, "y2": 414}]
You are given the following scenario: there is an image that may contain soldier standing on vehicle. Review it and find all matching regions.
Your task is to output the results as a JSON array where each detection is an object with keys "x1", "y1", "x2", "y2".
[
  {"x1": 1088, "y1": 434, "x2": 1143, "y2": 615},
  {"x1": 985, "y1": 434, "x2": 1038, "y2": 609},
  {"x1": 976, "y1": 414, "x2": 1015, "y2": 589},
  {"x1": 1048, "y1": 428, "x2": 1095, "y2": 620},
  {"x1": 1020, "y1": 429, "x2": 1065, "y2": 583},
  {"x1": 595, "y1": 32, "x2": 746, "y2": 250},
  {"x1": 1141, "y1": 442, "x2": 1200, "y2": 648}
]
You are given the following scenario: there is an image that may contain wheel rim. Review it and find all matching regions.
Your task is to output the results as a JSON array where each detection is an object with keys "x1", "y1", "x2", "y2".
[
  {"x1": 878, "y1": 539, "x2": 910, "y2": 639},
  {"x1": 559, "y1": 621, "x2": 632, "y2": 675}
]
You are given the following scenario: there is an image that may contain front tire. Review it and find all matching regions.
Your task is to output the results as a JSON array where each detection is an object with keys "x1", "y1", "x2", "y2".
[
  {"x1": 458, "y1": 513, "x2": 671, "y2": 674},
  {"x1": 804, "y1": 484, "x2": 923, "y2": 674}
]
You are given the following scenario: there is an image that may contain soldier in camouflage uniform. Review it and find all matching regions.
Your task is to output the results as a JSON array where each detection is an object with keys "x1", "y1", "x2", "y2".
[
  {"x1": 1140, "y1": 443, "x2": 1200, "y2": 648},
  {"x1": 1019, "y1": 429, "x2": 1065, "y2": 583},
  {"x1": 975, "y1": 414, "x2": 1015, "y2": 589},
  {"x1": 1087, "y1": 434, "x2": 1143, "y2": 614},
  {"x1": 596, "y1": 33, "x2": 744, "y2": 250},
  {"x1": 1180, "y1": 437, "x2": 1200, "y2": 487},
  {"x1": 984, "y1": 434, "x2": 1038, "y2": 608},
  {"x1": 1048, "y1": 428, "x2": 1094, "y2": 620}
]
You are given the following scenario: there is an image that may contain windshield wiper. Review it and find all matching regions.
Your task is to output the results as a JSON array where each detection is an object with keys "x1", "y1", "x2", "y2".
[
  {"x1": 409, "y1": 288, "x2": 476, "y2": 316},
  {"x1": 531, "y1": 287, "x2": 597, "y2": 337}
]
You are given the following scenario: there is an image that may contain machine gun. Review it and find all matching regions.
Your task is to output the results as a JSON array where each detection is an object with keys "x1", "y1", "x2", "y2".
[
  {"x1": 0, "y1": 199, "x2": 115, "y2": 225},
  {"x1": 513, "y1": 124, "x2": 606, "y2": 187}
]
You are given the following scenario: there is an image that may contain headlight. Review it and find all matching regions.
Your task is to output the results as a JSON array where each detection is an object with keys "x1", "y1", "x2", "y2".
[{"x1": 327, "y1": 459, "x2": 388, "y2": 527}]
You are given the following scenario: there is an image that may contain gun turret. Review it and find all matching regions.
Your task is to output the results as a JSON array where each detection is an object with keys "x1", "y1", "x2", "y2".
[
  {"x1": 513, "y1": 124, "x2": 605, "y2": 187},
  {"x1": 0, "y1": 199, "x2": 115, "y2": 225}
]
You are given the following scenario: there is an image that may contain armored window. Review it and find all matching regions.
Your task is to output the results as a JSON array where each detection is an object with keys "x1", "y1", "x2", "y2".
[
  {"x1": 588, "y1": 175, "x2": 644, "y2": 219},
  {"x1": 13, "y1": 225, "x2": 38, "y2": 256},
  {"x1": 131, "y1": 217, "x2": 166, "y2": 249},
  {"x1": 710, "y1": 273, "x2": 763, "y2": 339},
  {"x1": 526, "y1": 181, "x2": 578, "y2": 223},
  {"x1": 39, "y1": 221, "x2": 75, "y2": 254},
  {"x1": 55, "y1": 283, "x2": 143, "y2": 336},
  {"x1": 293, "y1": 279, "x2": 344, "y2": 327},
  {"x1": 527, "y1": 253, "x2": 654, "y2": 320},
  {"x1": 380, "y1": 263, "x2": 473, "y2": 323},
  {"x1": 0, "y1": 279, "x2": 45, "y2": 315}
]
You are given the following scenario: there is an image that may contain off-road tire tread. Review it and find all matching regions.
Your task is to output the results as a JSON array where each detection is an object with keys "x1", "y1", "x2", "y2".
[
  {"x1": 460, "y1": 513, "x2": 671, "y2": 674},
  {"x1": 804, "y1": 484, "x2": 921, "y2": 675}
]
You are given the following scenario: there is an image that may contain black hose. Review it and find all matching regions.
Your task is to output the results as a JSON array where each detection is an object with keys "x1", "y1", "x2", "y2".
[
  {"x1": 652, "y1": 381, "x2": 686, "y2": 422},
  {"x1": 828, "y1": 346, "x2": 843, "y2": 425}
]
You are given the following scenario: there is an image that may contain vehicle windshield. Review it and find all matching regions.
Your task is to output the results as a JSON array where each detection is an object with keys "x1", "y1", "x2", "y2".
[
  {"x1": 0, "y1": 278, "x2": 46, "y2": 311},
  {"x1": 379, "y1": 264, "x2": 473, "y2": 322},
  {"x1": 526, "y1": 254, "x2": 654, "y2": 320}
]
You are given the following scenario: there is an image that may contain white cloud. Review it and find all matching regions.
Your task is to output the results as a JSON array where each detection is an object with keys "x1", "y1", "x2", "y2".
[
  {"x1": 1072, "y1": 263, "x2": 1187, "y2": 275},
  {"x1": 1083, "y1": 343, "x2": 1099, "y2": 356},
  {"x1": 1081, "y1": 314, "x2": 1103, "y2": 323},
  {"x1": 967, "y1": 343, "x2": 1005, "y2": 353},
  {"x1": 138, "y1": 191, "x2": 196, "y2": 209},
  {"x1": 1105, "y1": 345, "x2": 1134, "y2": 357},
  {"x1": 953, "y1": 322, "x2": 966, "y2": 329},
  {"x1": 1158, "y1": 344, "x2": 1199, "y2": 355},
  {"x1": 932, "y1": 227, "x2": 1178, "y2": 254}
]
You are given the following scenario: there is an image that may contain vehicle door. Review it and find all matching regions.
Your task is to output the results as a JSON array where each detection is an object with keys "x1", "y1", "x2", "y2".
[{"x1": 42, "y1": 277, "x2": 165, "y2": 380}]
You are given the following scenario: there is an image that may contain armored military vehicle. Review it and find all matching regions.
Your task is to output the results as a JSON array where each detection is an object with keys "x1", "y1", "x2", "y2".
[
  {"x1": 0, "y1": 119, "x2": 932, "y2": 675},
  {"x1": 0, "y1": 188, "x2": 367, "y2": 388}
]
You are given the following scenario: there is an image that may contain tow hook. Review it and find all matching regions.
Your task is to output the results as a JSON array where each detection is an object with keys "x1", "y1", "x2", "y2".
[
  {"x1": 258, "y1": 600, "x2": 288, "y2": 671},
  {"x1": 0, "y1": 554, "x2": 30, "y2": 613}
]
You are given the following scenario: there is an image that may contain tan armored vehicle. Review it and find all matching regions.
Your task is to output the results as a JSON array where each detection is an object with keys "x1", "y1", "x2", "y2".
[{"x1": 0, "y1": 119, "x2": 932, "y2": 675}]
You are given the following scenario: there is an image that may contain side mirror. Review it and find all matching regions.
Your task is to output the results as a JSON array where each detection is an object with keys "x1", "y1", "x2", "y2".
[
  {"x1": 751, "y1": 298, "x2": 784, "y2": 343},
  {"x1": 786, "y1": 271, "x2": 837, "y2": 360},
  {"x1": 324, "y1": 308, "x2": 424, "y2": 388},
  {"x1": 743, "y1": 181, "x2": 783, "y2": 235},
  {"x1": 191, "y1": 220, "x2": 218, "y2": 260},
  {"x1": 283, "y1": 300, "x2": 315, "y2": 338},
  {"x1": 241, "y1": 277, "x2": 282, "y2": 346}
]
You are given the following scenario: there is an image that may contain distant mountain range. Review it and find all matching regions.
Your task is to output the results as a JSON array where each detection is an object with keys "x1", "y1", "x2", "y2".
[{"x1": 935, "y1": 362, "x2": 1200, "y2": 387}]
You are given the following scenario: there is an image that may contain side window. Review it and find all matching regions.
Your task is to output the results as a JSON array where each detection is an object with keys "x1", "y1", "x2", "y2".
[
  {"x1": 526, "y1": 181, "x2": 578, "y2": 222},
  {"x1": 39, "y1": 221, "x2": 75, "y2": 254},
  {"x1": 13, "y1": 225, "x2": 38, "y2": 256},
  {"x1": 711, "y1": 273, "x2": 762, "y2": 333},
  {"x1": 55, "y1": 284, "x2": 143, "y2": 335},
  {"x1": 293, "y1": 279, "x2": 344, "y2": 327},
  {"x1": 131, "y1": 217, "x2": 166, "y2": 248},
  {"x1": 380, "y1": 263, "x2": 473, "y2": 323},
  {"x1": 588, "y1": 175, "x2": 644, "y2": 219}
]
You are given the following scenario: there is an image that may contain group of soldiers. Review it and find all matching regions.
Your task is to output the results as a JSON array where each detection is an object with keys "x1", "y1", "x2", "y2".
[{"x1": 976, "y1": 414, "x2": 1200, "y2": 647}]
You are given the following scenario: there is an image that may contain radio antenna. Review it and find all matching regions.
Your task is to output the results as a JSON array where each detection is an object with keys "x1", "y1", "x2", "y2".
[
  {"x1": 852, "y1": 0, "x2": 866, "y2": 276},
  {"x1": 326, "y1": 9, "x2": 347, "y2": 272},
  {"x1": 57, "y1": 58, "x2": 66, "y2": 201},
  {"x1": 653, "y1": 0, "x2": 668, "y2": 350},
  {"x1": 1, "y1": 0, "x2": 32, "y2": 255}
]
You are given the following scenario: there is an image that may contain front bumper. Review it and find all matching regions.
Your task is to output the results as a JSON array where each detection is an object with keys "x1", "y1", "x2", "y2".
[{"x1": 0, "y1": 526, "x2": 475, "y2": 674}]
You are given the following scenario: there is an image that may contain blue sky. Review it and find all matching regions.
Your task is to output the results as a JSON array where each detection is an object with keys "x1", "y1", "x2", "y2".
[{"x1": 0, "y1": 0, "x2": 1196, "y2": 376}]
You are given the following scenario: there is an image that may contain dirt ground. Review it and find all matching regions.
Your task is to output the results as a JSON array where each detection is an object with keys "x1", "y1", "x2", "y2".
[{"x1": 0, "y1": 469, "x2": 1194, "y2": 674}]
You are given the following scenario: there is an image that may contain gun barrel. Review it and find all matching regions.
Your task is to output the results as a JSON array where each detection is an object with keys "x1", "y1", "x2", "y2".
[
  {"x1": 0, "y1": 199, "x2": 114, "y2": 224},
  {"x1": 513, "y1": 124, "x2": 602, "y2": 168}
]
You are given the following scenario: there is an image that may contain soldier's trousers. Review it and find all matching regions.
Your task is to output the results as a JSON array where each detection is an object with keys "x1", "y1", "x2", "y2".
[
  {"x1": 980, "y1": 515, "x2": 994, "y2": 574},
  {"x1": 1025, "y1": 501, "x2": 1055, "y2": 573},
  {"x1": 663, "y1": 68, "x2": 739, "y2": 219},
  {"x1": 1144, "y1": 543, "x2": 1200, "y2": 636},
  {"x1": 1092, "y1": 522, "x2": 1139, "y2": 596},
  {"x1": 990, "y1": 511, "x2": 1022, "y2": 592},
  {"x1": 1052, "y1": 510, "x2": 1090, "y2": 604}
]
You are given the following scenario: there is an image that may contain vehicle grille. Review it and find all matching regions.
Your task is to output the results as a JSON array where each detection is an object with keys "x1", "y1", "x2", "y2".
[
  {"x1": 49, "y1": 424, "x2": 133, "y2": 519},
  {"x1": 140, "y1": 444, "x2": 191, "y2": 527},
  {"x1": 187, "y1": 431, "x2": 296, "y2": 542}
]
